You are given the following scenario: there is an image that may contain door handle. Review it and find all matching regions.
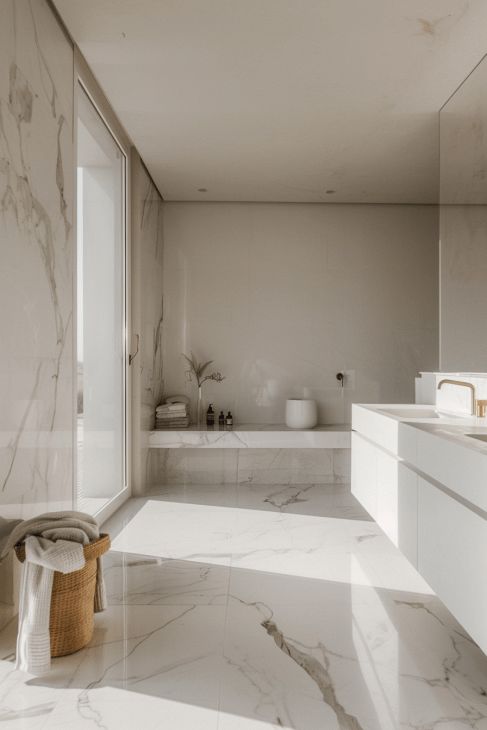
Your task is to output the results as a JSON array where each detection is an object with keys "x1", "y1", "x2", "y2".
[{"x1": 129, "y1": 334, "x2": 139, "y2": 365}]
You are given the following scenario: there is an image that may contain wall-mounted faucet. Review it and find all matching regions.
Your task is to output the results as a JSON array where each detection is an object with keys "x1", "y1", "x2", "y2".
[{"x1": 437, "y1": 378, "x2": 476, "y2": 415}]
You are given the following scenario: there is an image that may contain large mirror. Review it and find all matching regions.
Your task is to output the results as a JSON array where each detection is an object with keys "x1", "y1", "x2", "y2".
[{"x1": 440, "y1": 56, "x2": 487, "y2": 371}]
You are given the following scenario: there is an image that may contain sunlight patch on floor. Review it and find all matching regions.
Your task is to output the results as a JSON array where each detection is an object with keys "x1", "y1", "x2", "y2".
[{"x1": 110, "y1": 499, "x2": 432, "y2": 593}]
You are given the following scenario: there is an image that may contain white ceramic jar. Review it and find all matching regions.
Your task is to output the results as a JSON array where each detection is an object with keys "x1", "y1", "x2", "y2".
[{"x1": 285, "y1": 399, "x2": 318, "y2": 429}]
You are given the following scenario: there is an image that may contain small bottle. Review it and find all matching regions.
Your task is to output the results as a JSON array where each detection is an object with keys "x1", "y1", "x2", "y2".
[
  {"x1": 206, "y1": 404, "x2": 215, "y2": 428},
  {"x1": 226, "y1": 411, "x2": 233, "y2": 429},
  {"x1": 218, "y1": 410, "x2": 225, "y2": 430}
]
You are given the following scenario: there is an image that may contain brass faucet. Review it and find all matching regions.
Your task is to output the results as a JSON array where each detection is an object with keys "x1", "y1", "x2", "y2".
[
  {"x1": 437, "y1": 378, "x2": 476, "y2": 415},
  {"x1": 476, "y1": 400, "x2": 487, "y2": 418}
]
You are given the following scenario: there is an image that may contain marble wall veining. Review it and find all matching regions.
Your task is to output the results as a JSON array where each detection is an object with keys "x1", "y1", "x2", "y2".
[
  {"x1": 148, "y1": 448, "x2": 351, "y2": 487},
  {"x1": 162, "y1": 203, "x2": 439, "y2": 424},
  {"x1": 440, "y1": 55, "x2": 487, "y2": 371},
  {"x1": 0, "y1": 2, "x2": 166, "y2": 515},
  {"x1": 131, "y1": 151, "x2": 164, "y2": 494},
  {"x1": 0, "y1": 0, "x2": 74, "y2": 517}
]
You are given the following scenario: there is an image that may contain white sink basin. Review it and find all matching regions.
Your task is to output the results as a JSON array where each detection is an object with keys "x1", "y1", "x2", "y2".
[{"x1": 378, "y1": 407, "x2": 441, "y2": 419}]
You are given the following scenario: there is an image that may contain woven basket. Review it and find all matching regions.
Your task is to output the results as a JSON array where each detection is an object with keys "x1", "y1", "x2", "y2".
[{"x1": 15, "y1": 533, "x2": 110, "y2": 657}]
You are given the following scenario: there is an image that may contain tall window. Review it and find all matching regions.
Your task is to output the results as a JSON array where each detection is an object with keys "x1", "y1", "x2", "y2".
[{"x1": 76, "y1": 85, "x2": 127, "y2": 516}]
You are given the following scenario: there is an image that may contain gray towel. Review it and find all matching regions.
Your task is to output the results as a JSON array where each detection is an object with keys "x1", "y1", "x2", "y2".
[{"x1": 0, "y1": 511, "x2": 100, "y2": 558}]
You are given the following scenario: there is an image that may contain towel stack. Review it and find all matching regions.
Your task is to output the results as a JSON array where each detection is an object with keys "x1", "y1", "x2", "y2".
[{"x1": 155, "y1": 401, "x2": 190, "y2": 429}]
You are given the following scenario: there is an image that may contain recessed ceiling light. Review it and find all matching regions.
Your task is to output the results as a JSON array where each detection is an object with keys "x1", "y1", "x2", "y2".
[
  {"x1": 197, "y1": 188, "x2": 207, "y2": 193},
  {"x1": 326, "y1": 189, "x2": 336, "y2": 195}
]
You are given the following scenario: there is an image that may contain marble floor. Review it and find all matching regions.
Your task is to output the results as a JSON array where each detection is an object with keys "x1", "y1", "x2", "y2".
[{"x1": 1, "y1": 482, "x2": 487, "y2": 729}]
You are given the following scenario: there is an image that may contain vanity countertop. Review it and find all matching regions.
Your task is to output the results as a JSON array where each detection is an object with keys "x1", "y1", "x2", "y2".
[
  {"x1": 409, "y1": 421, "x2": 487, "y2": 455},
  {"x1": 355, "y1": 403, "x2": 487, "y2": 454},
  {"x1": 353, "y1": 403, "x2": 487, "y2": 513}
]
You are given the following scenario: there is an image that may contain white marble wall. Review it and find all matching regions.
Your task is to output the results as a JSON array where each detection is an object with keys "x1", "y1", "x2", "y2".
[
  {"x1": 148, "y1": 448, "x2": 350, "y2": 486},
  {"x1": 0, "y1": 0, "x2": 74, "y2": 625},
  {"x1": 440, "y1": 55, "x2": 487, "y2": 371},
  {"x1": 0, "y1": 0, "x2": 74, "y2": 517},
  {"x1": 131, "y1": 152, "x2": 164, "y2": 493},
  {"x1": 162, "y1": 203, "x2": 439, "y2": 424}
]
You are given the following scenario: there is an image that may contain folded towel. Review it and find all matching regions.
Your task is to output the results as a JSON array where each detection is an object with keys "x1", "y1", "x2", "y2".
[
  {"x1": 156, "y1": 403, "x2": 187, "y2": 411},
  {"x1": 155, "y1": 417, "x2": 190, "y2": 429},
  {"x1": 156, "y1": 425, "x2": 190, "y2": 430},
  {"x1": 156, "y1": 412, "x2": 189, "y2": 421},
  {"x1": 164, "y1": 394, "x2": 190, "y2": 406},
  {"x1": 156, "y1": 403, "x2": 187, "y2": 414},
  {"x1": 156, "y1": 411, "x2": 187, "y2": 420},
  {"x1": 155, "y1": 419, "x2": 190, "y2": 426}
]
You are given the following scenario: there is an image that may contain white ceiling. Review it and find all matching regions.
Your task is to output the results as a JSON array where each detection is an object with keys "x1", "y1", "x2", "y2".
[{"x1": 54, "y1": 0, "x2": 487, "y2": 203}]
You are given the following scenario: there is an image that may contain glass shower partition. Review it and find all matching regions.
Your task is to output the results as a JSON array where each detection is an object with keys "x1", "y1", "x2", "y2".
[{"x1": 76, "y1": 84, "x2": 127, "y2": 517}]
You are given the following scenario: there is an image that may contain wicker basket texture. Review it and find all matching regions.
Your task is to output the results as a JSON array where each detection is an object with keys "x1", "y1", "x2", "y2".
[{"x1": 15, "y1": 533, "x2": 110, "y2": 657}]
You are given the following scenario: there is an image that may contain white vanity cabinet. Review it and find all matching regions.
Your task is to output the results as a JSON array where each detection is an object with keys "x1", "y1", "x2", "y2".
[
  {"x1": 393, "y1": 462, "x2": 418, "y2": 567},
  {"x1": 351, "y1": 432, "x2": 377, "y2": 519},
  {"x1": 351, "y1": 431, "x2": 418, "y2": 567},
  {"x1": 352, "y1": 403, "x2": 487, "y2": 653},
  {"x1": 418, "y1": 477, "x2": 487, "y2": 652}
]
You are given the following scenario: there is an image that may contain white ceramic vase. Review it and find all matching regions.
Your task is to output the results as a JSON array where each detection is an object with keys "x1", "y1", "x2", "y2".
[{"x1": 285, "y1": 399, "x2": 318, "y2": 429}]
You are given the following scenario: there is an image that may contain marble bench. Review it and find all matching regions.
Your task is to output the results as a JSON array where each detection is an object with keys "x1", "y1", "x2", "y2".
[
  {"x1": 147, "y1": 425, "x2": 351, "y2": 486},
  {"x1": 149, "y1": 423, "x2": 351, "y2": 449}
]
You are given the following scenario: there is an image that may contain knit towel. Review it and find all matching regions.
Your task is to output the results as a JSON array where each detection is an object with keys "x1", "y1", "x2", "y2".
[{"x1": 16, "y1": 537, "x2": 85, "y2": 675}]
